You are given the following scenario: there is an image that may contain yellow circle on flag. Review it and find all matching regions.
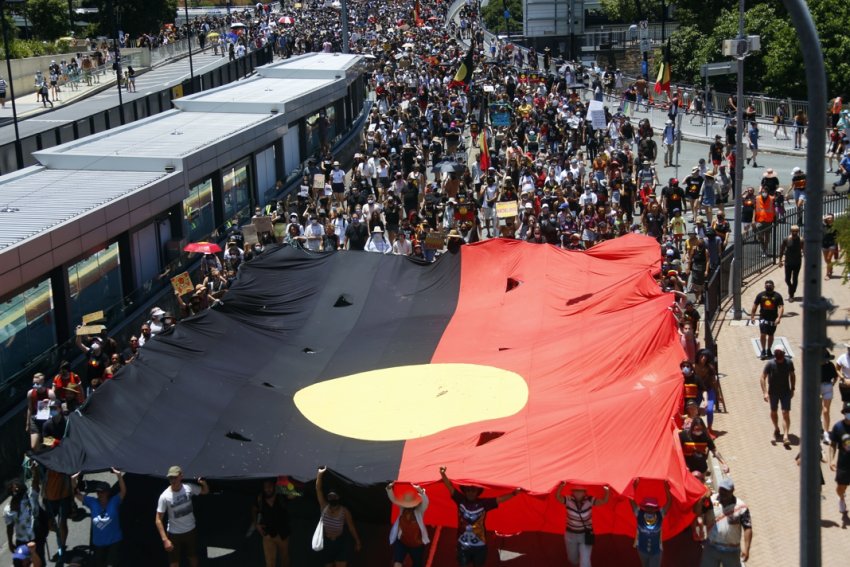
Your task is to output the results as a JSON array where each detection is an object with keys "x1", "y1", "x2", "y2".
[{"x1": 293, "y1": 364, "x2": 528, "y2": 441}]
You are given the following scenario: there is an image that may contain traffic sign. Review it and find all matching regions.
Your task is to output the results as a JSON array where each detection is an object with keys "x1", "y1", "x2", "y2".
[
  {"x1": 640, "y1": 39, "x2": 651, "y2": 53},
  {"x1": 700, "y1": 61, "x2": 735, "y2": 77}
]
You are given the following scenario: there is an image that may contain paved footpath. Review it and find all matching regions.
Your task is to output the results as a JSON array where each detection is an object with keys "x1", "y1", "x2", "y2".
[{"x1": 711, "y1": 261, "x2": 849, "y2": 566}]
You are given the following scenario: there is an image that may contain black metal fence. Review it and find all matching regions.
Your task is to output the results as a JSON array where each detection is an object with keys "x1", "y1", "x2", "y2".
[
  {"x1": 0, "y1": 46, "x2": 275, "y2": 176},
  {"x1": 704, "y1": 193, "x2": 849, "y2": 348}
]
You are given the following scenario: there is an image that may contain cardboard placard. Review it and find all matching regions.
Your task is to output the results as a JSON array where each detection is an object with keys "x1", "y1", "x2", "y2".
[
  {"x1": 424, "y1": 231, "x2": 445, "y2": 250},
  {"x1": 496, "y1": 201, "x2": 519, "y2": 218},
  {"x1": 77, "y1": 324, "x2": 105, "y2": 336},
  {"x1": 253, "y1": 216, "x2": 274, "y2": 234},
  {"x1": 242, "y1": 224, "x2": 259, "y2": 246},
  {"x1": 82, "y1": 310, "x2": 105, "y2": 325},
  {"x1": 170, "y1": 272, "x2": 194, "y2": 296},
  {"x1": 588, "y1": 100, "x2": 607, "y2": 130},
  {"x1": 312, "y1": 174, "x2": 326, "y2": 190}
]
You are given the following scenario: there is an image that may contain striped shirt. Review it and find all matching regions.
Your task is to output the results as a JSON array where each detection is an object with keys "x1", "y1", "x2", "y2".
[
  {"x1": 564, "y1": 497, "x2": 595, "y2": 533},
  {"x1": 322, "y1": 507, "x2": 345, "y2": 538}
]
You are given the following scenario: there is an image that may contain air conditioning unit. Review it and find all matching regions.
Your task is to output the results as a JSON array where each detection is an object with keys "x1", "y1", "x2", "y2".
[{"x1": 722, "y1": 36, "x2": 760, "y2": 58}]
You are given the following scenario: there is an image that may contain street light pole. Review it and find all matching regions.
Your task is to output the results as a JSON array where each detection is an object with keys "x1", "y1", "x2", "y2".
[
  {"x1": 1, "y1": 0, "x2": 23, "y2": 170},
  {"x1": 341, "y1": 0, "x2": 349, "y2": 54},
  {"x1": 109, "y1": 0, "x2": 124, "y2": 125},
  {"x1": 184, "y1": 1, "x2": 195, "y2": 82},
  {"x1": 731, "y1": 0, "x2": 745, "y2": 319}
]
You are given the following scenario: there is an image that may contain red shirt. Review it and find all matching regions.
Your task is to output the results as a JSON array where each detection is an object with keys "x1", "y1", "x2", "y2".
[{"x1": 53, "y1": 372, "x2": 84, "y2": 404}]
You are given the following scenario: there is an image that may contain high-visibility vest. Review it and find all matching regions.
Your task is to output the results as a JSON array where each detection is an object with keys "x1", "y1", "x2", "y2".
[{"x1": 754, "y1": 195, "x2": 775, "y2": 223}]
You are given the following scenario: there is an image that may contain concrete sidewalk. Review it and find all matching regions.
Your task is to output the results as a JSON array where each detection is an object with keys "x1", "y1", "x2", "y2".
[
  {"x1": 710, "y1": 261, "x2": 849, "y2": 565},
  {"x1": 0, "y1": 69, "x2": 123, "y2": 121}
]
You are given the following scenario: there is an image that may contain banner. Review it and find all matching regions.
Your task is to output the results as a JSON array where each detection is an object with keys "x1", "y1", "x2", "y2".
[{"x1": 170, "y1": 272, "x2": 194, "y2": 296}]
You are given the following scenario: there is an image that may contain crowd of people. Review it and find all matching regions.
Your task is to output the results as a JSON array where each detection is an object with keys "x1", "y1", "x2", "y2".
[{"x1": 5, "y1": 0, "x2": 850, "y2": 566}]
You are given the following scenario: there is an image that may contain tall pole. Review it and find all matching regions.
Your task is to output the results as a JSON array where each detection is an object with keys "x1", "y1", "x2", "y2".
[
  {"x1": 341, "y1": 0, "x2": 349, "y2": 53},
  {"x1": 67, "y1": 0, "x2": 74, "y2": 31},
  {"x1": 731, "y1": 0, "x2": 744, "y2": 319},
  {"x1": 184, "y1": 1, "x2": 195, "y2": 82},
  {"x1": 779, "y1": 0, "x2": 827, "y2": 562},
  {"x1": 1, "y1": 0, "x2": 23, "y2": 170},
  {"x1": 110, "y1": 0, "x2": 124, "y2": 125}
]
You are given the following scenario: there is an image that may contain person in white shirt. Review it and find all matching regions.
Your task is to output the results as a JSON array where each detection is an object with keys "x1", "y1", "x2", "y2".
[
  {"x1": 303, "y1": 216, "x2": 324, "y2": 251},
  {"x1": 365, "y1": 227, "x2": 392, "y2": 254},
  {"x1": 392, "y1": 231, "x2": 412, "y2": 256},
  {"x1": 330, "y1": 161, "x2": 347, "y2": 208},
  {"x1": 155, "y1": 466, "x2": 208, "y2": 567}
]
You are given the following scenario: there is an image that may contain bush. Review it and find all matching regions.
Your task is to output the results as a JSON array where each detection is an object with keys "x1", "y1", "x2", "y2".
[{"x1": 834, "y1": 214, "x2": 850, "y2": 282}]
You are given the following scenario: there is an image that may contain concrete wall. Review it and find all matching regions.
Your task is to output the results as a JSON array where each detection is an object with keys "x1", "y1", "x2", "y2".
[{"x1": 4, "y1": 49, "x2": 152, "y2": 97}]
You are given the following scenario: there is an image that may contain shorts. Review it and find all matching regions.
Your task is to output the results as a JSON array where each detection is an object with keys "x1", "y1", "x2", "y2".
[
  {"x1": 0, "y1": 91, "x2": 6, "y2": 98},
  {"x1": 331, "y1": 182, "x2": 345, "y2": 194},
  {"x1": 755, "y1": 222, "x2": 772, "y2": 235},
  {"x1": 457, "y1": 544, "x2": 488, "y2": 566},
  {"x1": 793, "y1": 189, "x2": 806, "y2": 202},
  {"x1": 29, "y1": 418, "x2": 46, "y2": 435},
  {"x1": 321, "y1": 533, "x2": 353, "y2": 564},
  {"x1": 836, "y1": 468, "x2": 850, "y2": 486},
  {"x1": 702, "y1": 194, "x2": 716, "y2": 206},
  {"x1": 821, "y1": 382, "x2": 834, "y2": 400},
  {"x1": 712, "y1": 158, "x2": 721, "y2": 167},
  {"x1": 481, "y1": 207, "x2": 493, "y2": 219},
  {"x1": 167, "y1": 529, "x2": 198, "y2": 563},
  {"x1": 392, "y1": 540, "x2": 425, "y2": 567},
  {"x1": 769, "y1": 391, "x2": 792, "y2": 411},
  {"x1": 759, "y1": 320, "x2": 777, "y2": 335},
  {"x1": 45, "y1": 498, "x2": 71, "y2": 523}
]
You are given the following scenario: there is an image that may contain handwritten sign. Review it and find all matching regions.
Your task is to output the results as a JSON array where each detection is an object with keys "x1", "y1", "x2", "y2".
[
  {"x1": 242, "y1": 224, "x2": 259, "y2": 246},
  {"x1": 77, "y1": 324, "x2": 105, "y2": 336},
  {"x1": 312, "y1": 174, "x2": 326, "y2": 190},
  {"x1": 588, "y1": 100, "x2": 607, "y2": 130},
  {"x1": 424, "y1": 231, "x2": 445, "y2": 250},
  {"x1": 170, "y1": 272, "x2": 194, "y2": 296},
  {"x1": 253, "y1": 216, "x2": 274, "y2": 234},
  {"x1": 82, "y1": 310, "x2": 105, "y2": 325},
  {"x1": 496, "y1": 201, "x2": 519, "y2": 218}
]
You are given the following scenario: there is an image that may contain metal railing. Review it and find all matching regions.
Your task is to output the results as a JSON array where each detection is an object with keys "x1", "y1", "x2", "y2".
[{"x1": 703, "y1": 193, "x2": 848, "y2": 348}]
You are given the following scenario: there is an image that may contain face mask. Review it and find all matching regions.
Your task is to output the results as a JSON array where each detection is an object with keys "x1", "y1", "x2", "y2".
[
  {"x1": 50, "y1": 409, "x2": 59, "y2": 417},
  {"x1": 844, "y1": 413, "x2": 850, "y2": 420},
  {"x1": 761, "y1": 192, "x2": 767, "y2": 197},
  {"x1": 311, "y1": 220, "x2": 318, "y2": 225},
  {"x1": 766, "y1": 286, "x2": 774, "y2": 293},
  {"x1": 352, "y1": 218, "x2": 360, "y2": 225},
  {"x1": 682, "y1": 367, "x2": 692, "y2": 376}
]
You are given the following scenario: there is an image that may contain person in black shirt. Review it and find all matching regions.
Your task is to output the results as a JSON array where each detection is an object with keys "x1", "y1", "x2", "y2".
[
  {"x1": 253, "y1": 479, "x2": 291, "y2": 567},
  {"x1": 661, "y1": 178, "x2": 685, "y2": 215},
  {"x1": 821, "y1": 349, "x2": 839, "y2": 444},
  {"x1": 822, "y1": 214, "x2": 839, "y2": 279},
  {"x1": 828, "y1": 401, "x2": 850, "y2": 513},
  {"x1": 749, "y1": 280, "x2": 784, "y2": 359},
  {"x1": 760, "y1": 345, "x2": 796, "y2": 445},
  {"x1": 779, "y1": 225, "x2": 803, "y2": 301},
  {"x1": 344, "y1": 213, "x2": 369, "y2": 250}
]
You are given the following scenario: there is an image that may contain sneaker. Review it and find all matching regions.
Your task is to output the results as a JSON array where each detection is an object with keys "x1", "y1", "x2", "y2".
[
  {"x1": 824, "y1": 431, "x2": 831, "y2": 445},
  {"x1": 783, "y1": 435, "x2": 791, "y2": 447},
  {"x1": 840, "y1": 498, "x2": 847, "y2": 514},
  {"x1": 773, "y1": 429, "x2": 781, "y2": 440}
]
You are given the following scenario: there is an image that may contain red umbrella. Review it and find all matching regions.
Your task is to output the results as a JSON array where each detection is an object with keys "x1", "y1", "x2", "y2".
[
  {"x1": 184, "y1": 242, "x2": 222, "y2": 254},
  {"x1": 278, "y1": 16, "x2": 294, "y2": 24}
]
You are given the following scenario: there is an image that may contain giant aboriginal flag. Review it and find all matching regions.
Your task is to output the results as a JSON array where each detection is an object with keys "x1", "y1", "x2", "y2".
[{"x1": 37, "y1": 236, "x2": 705, "y2": 538}]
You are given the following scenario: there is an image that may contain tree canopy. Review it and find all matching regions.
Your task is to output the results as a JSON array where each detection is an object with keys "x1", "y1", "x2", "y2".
[
  {"x1": 602, "y1": 0, "x2": 850, "y2": 101},
  {"x1": 481, "y1": 0, "x2": 523, "y2": 37},
  {"x1": 82, "y1": 0, "x2": 178, "y2": 38},
  {"x1": 26, "y1": 0, "x2": 69, "y2": 41}
]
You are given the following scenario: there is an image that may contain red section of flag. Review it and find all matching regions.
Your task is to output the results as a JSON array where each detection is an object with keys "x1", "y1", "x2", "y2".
[
  {"x1": 396, "y1": 236, "x2": 705, "y2": 539},
  {"x1": 479, "y1": 129, "x2": 490, "y2": 172}
]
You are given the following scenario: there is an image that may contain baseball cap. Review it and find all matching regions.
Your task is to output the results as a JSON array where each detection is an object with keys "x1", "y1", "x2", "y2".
[
  {"x1": 641, "y1": 497, "x2": 659, "y2": 510},
  {"x1": 167, "y1": 465, "x2": 183, "y2": 478},
  {"x1": 718, "y1": 477, "x2": 735, "y2": 492},
  {"x1": 773, "y1": 345, "x2": 785, "y2": 353},
  {"x1": 12, "y1": 545, "x2": 30, "y2": 560}
]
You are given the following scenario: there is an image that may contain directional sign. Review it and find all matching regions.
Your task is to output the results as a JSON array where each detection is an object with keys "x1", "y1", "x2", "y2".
[{"x1": 700, "y1": 62, "x2": 735, "y2": 77}]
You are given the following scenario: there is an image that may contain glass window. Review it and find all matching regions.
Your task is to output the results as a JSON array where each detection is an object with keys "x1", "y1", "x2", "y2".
[
  {"x1": 68, "y1": 242, "x2": 123, "y2": 329},
  {"x1": 0, "y1": 279, "x2": 57, "y2": 385},
  {"x1": 183, "y1": 178, "x2": 215, "y2": 242},
  {"x1": 325, "y1": 104, "x2": 337, "y2": 142},
  {"x1": 222, "y1": 161, "x2": 252, "y2": 224},
  {"x1": 305, "y1": 111, "x2": 322, "y2": 156}
]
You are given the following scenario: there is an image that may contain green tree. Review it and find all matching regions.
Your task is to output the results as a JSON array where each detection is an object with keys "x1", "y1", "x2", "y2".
[
  {"x1": 82, "y1": 0, "x2": 178, "y2": 37},
  {"x1": 599, "y1": 0, "x2": 664, "y2": 25},
  {"x1": 667, "y1": 0, "x2": 850, "y2": 100},
  {"x1": 26, "y1": 0, "x2": 70, "y2": 40},
  {"x1": 481, "y1": 0, "x2": 523, "y2": 36}
]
